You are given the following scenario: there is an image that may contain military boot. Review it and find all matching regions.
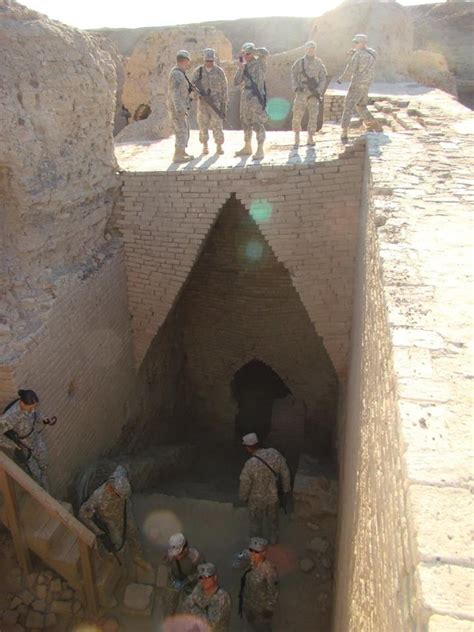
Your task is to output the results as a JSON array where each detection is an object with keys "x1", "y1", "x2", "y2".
[
  {"x1": 252, "y1": 143, "x2": 265, "y2": 161},
  {"x1": 293, "y1": 131, "x2": 300, "y2": 148},
  {"x1": 202, "y1": 142, "x2": 209, "y2": 155},
  {"x1": 235, "y1": 142, "x2": 252, "y2": 157},
  {"x1": 216, "y1": 144, "x2": 224, "y2": 155},
  {"x1": 307, "y1": 132, "x2": 315, "y2": 146},
  {"x1": 173, "y1": 149, "x2": 194, "y2": 163}
]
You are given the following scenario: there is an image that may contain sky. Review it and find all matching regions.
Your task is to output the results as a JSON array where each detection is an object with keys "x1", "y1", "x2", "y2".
[{"x1": 21, "y1": 0, "x2": 437, "y2": 30}]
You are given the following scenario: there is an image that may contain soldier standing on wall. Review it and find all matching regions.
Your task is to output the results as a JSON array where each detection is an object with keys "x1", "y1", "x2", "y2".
[
  {"x1": 167, "y1": 50, "x2": 195, "y2": 163},
  {"x1": 337, "y1": 34, "x2": 382, "y2": 143},
  {"x1": 239, "y1": 537, "x2": 279, "y2": 632},
  {"x1": 234, "y1": 42, "x2": 270, "y2": 161},
  {"x1": 191, "y1": 48, "x2": 228, "y2": 156},
  {"x1": 239, "y1": 433, "x2": 291, "y2": 545},
  {"x1": 291, "y1": 41, "x2": 328, "y2": 148},
  {"x1": 0, "y1": 389, "x2": 55, "y2": 492}
]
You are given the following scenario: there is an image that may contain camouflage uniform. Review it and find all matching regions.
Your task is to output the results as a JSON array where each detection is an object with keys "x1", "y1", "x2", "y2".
[
  {"x1": 183, "y1": 583, "x2": 231, "y2": 632},
  {"x1": 242, "y1": 558, "x2": 279, "y2": 632},
  {"x1": 340, "y1": 47, "x2": 377, "y2": 129},
  {"x1": 191, "y1": 64, "x2": 228, "y2": 147},
  {"x1": 162, "y1": 546, "x2": 204, "y2": 616},
  {"x1": 291, "y1": 54, "x2": 327, "y2": 134},
  {"x1": 0, "y1": 401, "x2": 49, "y2": 491},
  {"x1": 239, "y1": 448, "x2": 291, "y2": 544},
  {"x1": 167, "y1": 65, "x2": 192, "y2": 151},
  {"x1": 234, "y1": 48, "x2": 269, "y2": 145},
  {"x1": 78, "y1": 468, "x2": 144, "y2": 568}
]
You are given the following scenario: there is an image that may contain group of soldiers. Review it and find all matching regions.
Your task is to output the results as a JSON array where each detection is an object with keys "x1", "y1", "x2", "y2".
[
  {"x1": 0, "y1": 389, "x2": 292, "y2": 632},
  {"x1": 167, "y1": 33, "x2": 380, "y2": 163}
]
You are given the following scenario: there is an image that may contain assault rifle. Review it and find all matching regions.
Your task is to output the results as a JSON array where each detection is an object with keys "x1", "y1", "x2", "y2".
[
  {"x1": 179, "y1": 67, "x2": 225, "y2": 120},
  {"x1": 193, "y1": 80, "x2": 225, "y2": 120},
  {"x1": 92, "y1": 502, "x2": 127, "y2": 566},
  {"x1": 243, "y1": 66, "x2": 267, "y2": 110}
]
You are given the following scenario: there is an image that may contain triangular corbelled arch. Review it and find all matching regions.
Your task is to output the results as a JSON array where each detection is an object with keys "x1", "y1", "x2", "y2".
[
  {"x1": 140, "y1": 193, "x2": 339, "y2": 436},
  {"x1": 133, "y1": 192, "x2": 343, "y2": 380}
]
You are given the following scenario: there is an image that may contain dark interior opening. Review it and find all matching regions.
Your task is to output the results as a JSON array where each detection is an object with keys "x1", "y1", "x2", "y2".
[{"x1": 231, "y1": 359, "x2": 290, "y2": 441}]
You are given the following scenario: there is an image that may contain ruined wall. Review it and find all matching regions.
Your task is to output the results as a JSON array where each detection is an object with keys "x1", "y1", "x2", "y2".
[
  {"x1": 0, "y1": 2, "x2": 135, "y2": 492},
  {"x1": 122, "y1": 26, "x2": 232, "y2": 121},
  {"x1": 139, "y1": 196, "x2": 338, "y2": 445},
  {"x1": 334, "y1": 165, "x2": 417, "y2": 631},
  {"x1": 335, "y1": 91, "x2": 474, "y2": 630},
  {"x1": 114, "y1": 145, "x2": 365, "y2": 382}
]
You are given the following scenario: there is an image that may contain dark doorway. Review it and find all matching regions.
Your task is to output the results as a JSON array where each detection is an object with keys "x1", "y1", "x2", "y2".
[{"x1": 231, "y1": 359, "x2": 290, "y2": 442}]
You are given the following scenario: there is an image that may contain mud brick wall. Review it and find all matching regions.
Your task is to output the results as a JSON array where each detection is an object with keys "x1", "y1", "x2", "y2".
[
  {"x1": 115, "y1": 144, "x2": 366, "y2": 383},
  {"x1": 0, "y1": 246, "x2": 136, "y2": 494}
]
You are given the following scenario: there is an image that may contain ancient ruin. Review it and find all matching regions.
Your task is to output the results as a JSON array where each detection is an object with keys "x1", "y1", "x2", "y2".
[{"x1": 0, "y1": 0, "x2": 473, "y2": 631}]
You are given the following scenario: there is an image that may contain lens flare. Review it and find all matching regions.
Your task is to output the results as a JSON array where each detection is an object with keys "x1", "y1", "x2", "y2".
[
  {"x1": 142, "y1": 509, "x2": 183, "y2": 546},
  {"x1": 250, "y1": 199, "x2": 273, "y2": 223},
  {"x1": 245, "y1": 240, "x2": 264, "y2": 261},
  {"x1": 266, "y1": 97, "x2": 291, "y2": 122}
]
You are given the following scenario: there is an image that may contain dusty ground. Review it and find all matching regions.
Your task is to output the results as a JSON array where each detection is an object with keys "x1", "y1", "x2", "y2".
[{"x1": 113, "y1": 493, "x2": 334, "y2": 632}]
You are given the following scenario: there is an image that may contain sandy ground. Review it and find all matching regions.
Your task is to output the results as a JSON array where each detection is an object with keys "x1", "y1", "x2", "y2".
[{"x1": 111, "y1": 493, "x2": 333, "y2": 632}]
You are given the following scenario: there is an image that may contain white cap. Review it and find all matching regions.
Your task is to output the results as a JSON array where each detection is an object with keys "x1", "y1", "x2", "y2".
[
  {"x1": 242, "y1": 433, "x2": 259, "y2": 446},
  {"x1": 168, "y1": 532, "x2": 187, "y2": 557},
  {"x1": 249, "y1": 537, "x2": 268, "y2": 552}
]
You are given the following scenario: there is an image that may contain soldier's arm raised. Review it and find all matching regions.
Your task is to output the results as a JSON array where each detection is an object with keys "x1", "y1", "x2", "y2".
[{"x1": 256, "y1": 47, "x2": 269, "y2": 71}]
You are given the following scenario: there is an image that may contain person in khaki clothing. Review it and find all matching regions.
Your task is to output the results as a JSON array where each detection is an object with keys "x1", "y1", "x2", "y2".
[
  {"x1": 167, "y1": 50, "x2": 194, "y2": 163},
  {"x1": 291, "y1": 40, "x2": 328, "y2": 147},
  {"x1": 239, "y1": 433, "x2": 291, "y2": 544},
  {"x1": 239, "y1": 537, "x2": 279, "y2": 632},
  {"x1": 182, "y1": 562, "x2": 231, "y2": 632},
  {"x1": 191, "y1": 48, "x2": 228, "y2": 156},
  {"x1": 162, "y1": 532, "x2": 204, "y2": 616}
]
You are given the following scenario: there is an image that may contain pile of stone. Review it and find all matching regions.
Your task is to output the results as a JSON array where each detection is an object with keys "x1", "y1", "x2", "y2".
[{"x1": 0, "y1": 570, "x2": 83, "y2": 631}]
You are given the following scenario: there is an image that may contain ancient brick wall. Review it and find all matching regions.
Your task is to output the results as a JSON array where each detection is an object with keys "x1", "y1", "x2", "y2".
[
  {"x1": 0, "y1": 245, "x2": 136, "y2": 494},
  {"x1": 333, "y1": 167, "x2": 417, "y2": 631},
  {"x1": 137, "y1": 195, "x2": 339, "y2": 446},
  {"x1": 115, "y1": 145, "x2": 365, "y2": 383}
]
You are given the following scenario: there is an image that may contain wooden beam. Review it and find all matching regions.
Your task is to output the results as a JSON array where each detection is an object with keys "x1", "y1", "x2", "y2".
[
  {"x1": 80, "y1": 540, "x2": 98, "y2": 615},
  {"x1": 0, "y1": 452, "x2": 95, "y2": 547},
  {"x1": 0, "y1": 469, "x2": 32, "y2": 574}
]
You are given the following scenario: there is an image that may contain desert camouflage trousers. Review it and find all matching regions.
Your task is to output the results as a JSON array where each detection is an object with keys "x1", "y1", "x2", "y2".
[
  {"x1": 248, "y1": 502, "x2": 279, "y2": 544},
  {"x1": 341, "y1": 81, "x2": 374, "y2": 128},
  {"x1": 171, "y1": 111, "x2": 190, "y2": 150},
  {"x1": 197, "y1": 102, "x2": 224, "y2": 145},
  {"x1": 292, "y1": 91, "x2": 320, "y2": 134},
  {"x1": 240, "y1": 91, "x2": 267, "y2": 143}
]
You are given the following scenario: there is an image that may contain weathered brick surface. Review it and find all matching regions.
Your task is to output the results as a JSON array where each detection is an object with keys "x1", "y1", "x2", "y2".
[
  {"x1": 138, "y1": 195, "x2": 339, "y2": 444},
  {"x1": 334, "y1": 90, "x2": 474, "y2": 630},
  {"x1": 115, "y1": 146, "x2": 365, "y2": 380},
  {"x1": 0, "y1": 245, "x2": 135, "y2": 493}
]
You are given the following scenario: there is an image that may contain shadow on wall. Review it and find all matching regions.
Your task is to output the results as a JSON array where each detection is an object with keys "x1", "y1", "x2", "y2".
[{"x1": 121, "y1": 194, "x2": 340, "y2": 462}]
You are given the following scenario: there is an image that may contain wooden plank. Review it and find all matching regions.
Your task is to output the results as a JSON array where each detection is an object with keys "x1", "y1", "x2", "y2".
[
  {"x1": 0, "y1": 452, "x2": 95, "y2": 547},
  {"x1": 80, "y1": 540, "x2": 98, "y2": 615},
  {"x1": 0, "y1": 470, "x2": 32, "y2": 574}
]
